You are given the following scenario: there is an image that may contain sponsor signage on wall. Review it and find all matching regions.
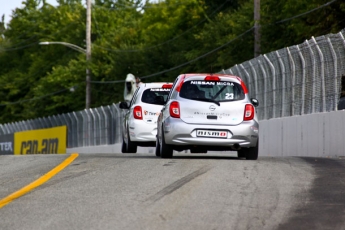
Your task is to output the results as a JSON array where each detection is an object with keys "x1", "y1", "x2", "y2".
[
  {"x1": 0, "y1": 134, "x2": 14, "y2": 155},
  {"x1": 13, "y1": 126, "x2": 67, "y2": 155}
]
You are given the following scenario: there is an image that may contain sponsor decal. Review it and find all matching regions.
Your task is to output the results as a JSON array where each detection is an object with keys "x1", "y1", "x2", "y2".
[
  {"x1": 189, "y1": 81, "x2": 235, "y2": 86},
  {"x1": 144, "y1": 110, "x2": 160, "y2": 116},
  {"x1": 19, "y1": 138, "x2": 59, "y2": 154},
  {"x1": 14, "y1": 126, "x2": 66, "y2": 155},
  {"x1": 0, "y1": 134, "x2": 14, "y2": 155},
  {"x1": 190, "y1": 81, "x2": 215, "y2": 85},
  {"x1": 197, "y1": 130, "x2": 227, "y2": 137},
  {"x1": 194, "y1": 112, "x2": 230, "y2": 116},
  {"x1": 150, "y1": 88, "x2": 170, "y2": 91},
  {"x1": 216, "y1": 82, "x2": 234, "y2": 86},
  {"x1": 0, "y1": 142, "x2": 13, "y2": 152}
]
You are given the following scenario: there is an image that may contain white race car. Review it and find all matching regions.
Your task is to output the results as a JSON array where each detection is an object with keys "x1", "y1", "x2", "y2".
[{"x1": 119, "y1": 82, "x2": 173, "y2": 153}]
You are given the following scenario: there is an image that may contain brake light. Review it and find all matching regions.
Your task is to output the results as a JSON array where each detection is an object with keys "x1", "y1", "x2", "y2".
[
  {"x1": 133, "y1": 106, "x2": 143, "y2": 119},
  {"x1": 204, "y1": 76, "x2": 220, "y2": 81},
  {"x1": 244, "y1": 104, "x2": 254, "y2": 121},
  {"x1": 169, "y1": 101, "x2": 180, "y2": 118},
  {"x1": 162, "y1": 84, "x2": 172, "y2": 89}
]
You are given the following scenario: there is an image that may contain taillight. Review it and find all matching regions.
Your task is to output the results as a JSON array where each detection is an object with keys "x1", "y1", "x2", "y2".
[
  {"x1": 133, "y1": 106, "x2": 143, "y2": 119},
  {"x1": 244, "y1": 104, "x2": 254, "y2": 121},
  {"x1": 162, "y1": 84, "x2": 172, "y2": 89},
  {"x1": 204, "y1": 76, "x2": 220, "y2": 81},
  {"x1": 169, "y1": 101, "x2": 180, "y2": 118}
]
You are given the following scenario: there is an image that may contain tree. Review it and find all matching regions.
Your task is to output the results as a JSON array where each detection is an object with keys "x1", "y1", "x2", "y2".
[{"x1": 259, "y1": 0, "x2": 345, "y2": 53}]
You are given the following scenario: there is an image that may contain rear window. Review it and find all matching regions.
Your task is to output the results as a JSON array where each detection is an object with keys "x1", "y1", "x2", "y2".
[
  {"x1": 141, "y1": 88, "x2": 170, "y2": 104},
  {"x1": 180, "y1": 80, "x2": 245, "y2": 102}
]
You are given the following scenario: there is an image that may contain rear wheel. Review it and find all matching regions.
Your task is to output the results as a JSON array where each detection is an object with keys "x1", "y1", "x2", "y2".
[
  {"x1": 160, "y1": 129, "x2": 173, "y2": 158},
  {"x1": 126, "y1": 129, "x2": 137, "y2": 153},
  {"x1": 155, "y1": 135, "x2": 161, "y2": 157},
  {"x1": 245, "y1": 146, "x2": 258, "y2": 160},
  {"x1": 121, "y1": 137, "x2": 127, "y2": 153},
  {"x1": 237, "y1": 150, "x2": 246, "y2": 158}
]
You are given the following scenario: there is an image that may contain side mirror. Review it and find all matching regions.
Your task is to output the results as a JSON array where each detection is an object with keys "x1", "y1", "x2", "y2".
[
  {"x1": 119, "y1": 101, "x2": 129, "y2": 109},
  {"x1": 251, "y1": 98, "x2": 259, "y2": 107}
]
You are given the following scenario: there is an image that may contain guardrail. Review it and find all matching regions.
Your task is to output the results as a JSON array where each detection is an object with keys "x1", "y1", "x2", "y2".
[
  {"x1": 221, "y1": 29, "x2": 345, "y2": 120},
  {"x1": 0, "y1": 104, "x2": 122, "y2": 148}
]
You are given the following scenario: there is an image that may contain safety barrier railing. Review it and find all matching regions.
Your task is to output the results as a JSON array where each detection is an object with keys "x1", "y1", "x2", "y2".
[
  {"x1": 0, "y1": 103, "x2": 122, "y2": 148},
  {"x1": 221, "y1": 29, "x2": 345, "y2": 120}
]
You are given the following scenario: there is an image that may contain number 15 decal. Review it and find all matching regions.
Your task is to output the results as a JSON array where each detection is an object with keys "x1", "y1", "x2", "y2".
[{"x1": 225, "y1": 93, "x2": 234, "y2": 99}]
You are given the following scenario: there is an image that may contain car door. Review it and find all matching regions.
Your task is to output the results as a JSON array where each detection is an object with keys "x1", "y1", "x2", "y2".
[{"x1": 157, "y1": 77, "x2": 180, "y2": 140}]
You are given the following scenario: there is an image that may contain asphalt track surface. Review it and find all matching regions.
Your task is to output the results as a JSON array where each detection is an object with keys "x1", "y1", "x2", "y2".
[{"x1": 0, "y1": 152, "x2": 344, "y2": 230}]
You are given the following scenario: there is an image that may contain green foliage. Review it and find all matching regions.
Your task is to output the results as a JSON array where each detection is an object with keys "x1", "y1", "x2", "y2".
[
  {"x1": 260, "y1": 0, "x2": 345, "y2": 52},
  {"x1": 0, "y1": 0, "x2": 344, "y2": 123}
]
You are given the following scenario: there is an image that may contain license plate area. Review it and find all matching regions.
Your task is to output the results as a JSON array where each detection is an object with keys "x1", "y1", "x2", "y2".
[{"x1": 196, "y1": 130, "x2": 228, "y2": 138}]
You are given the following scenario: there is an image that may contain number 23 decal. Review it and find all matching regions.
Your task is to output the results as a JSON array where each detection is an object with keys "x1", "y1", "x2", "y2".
[{"x1": 225, "y1": 93, "x2": 234, "y2": 99}]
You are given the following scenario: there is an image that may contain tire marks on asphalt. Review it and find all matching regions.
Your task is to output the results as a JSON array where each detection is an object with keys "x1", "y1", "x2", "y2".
[{"x1": 147, "y1": 166, "x2": 211, "y2": 203}]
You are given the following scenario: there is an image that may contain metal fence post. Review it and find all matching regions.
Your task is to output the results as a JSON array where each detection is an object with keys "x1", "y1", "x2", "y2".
[
  {"x1": 258, "y1": 59, "x2": 268, "y2": 120},
  {"x1": 312, "y1": 36, "x2": 326, "y2": 112},
  {"x1": 276, "y1": 50, "x2": 286, "y2": 117},
  {"x1": 305, "y1": 39, "x2": 317, "y2": 113},
  {"x1": 296, "y1": 45, "x2": 306, "y2": 115},
  {"x1": 287, "y1": 47, "x2": 296, "y2": 116},
  {"x1": 249, "y1": 61, "x2": 258, "y2": 99}
]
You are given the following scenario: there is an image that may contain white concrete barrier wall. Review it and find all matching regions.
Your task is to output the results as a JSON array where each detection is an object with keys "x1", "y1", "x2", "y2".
[
  {"x1": 67, "y1": 110, "x2": 345, "y2": 158},
  {"x1": 259, "y1": 110, "x2": 345, "y2": 157}
]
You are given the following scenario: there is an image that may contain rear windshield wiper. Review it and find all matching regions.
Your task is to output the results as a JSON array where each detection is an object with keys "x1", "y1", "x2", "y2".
[{"x1": 212, "y1": 85, "x2": 227, "y2": 100}]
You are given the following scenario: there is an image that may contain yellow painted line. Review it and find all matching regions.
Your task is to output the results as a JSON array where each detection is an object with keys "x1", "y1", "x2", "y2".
[{"x1": 0, "y1": 153, "x2": 79, "y2": 209}]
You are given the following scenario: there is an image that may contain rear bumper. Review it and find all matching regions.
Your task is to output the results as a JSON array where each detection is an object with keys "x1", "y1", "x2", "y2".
[
  {"x1": 163, "y1": 117, "x2": 259, "y2": 149},
  {"x1": 128, "y1": 120, "x2": 157, "y2": 142}
]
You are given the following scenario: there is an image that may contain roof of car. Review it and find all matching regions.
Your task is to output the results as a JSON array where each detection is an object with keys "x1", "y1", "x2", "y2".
[
  {"x1": 140, "y1": 82, "x2": 173, "y2": 88},
  {"x1": 181, "y1": 73, "x2": 242, "y2": 81}
]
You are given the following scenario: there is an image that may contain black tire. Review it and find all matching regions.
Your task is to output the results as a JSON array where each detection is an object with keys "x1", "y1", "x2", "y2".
[
  {"x1": 121, "y1": 137, "x2": 127, "y2": 153},
  {"x1": 160, "y1": 129, "x2": 173, "y2": 158},
  {"x1": 155, "y1": 135, "x2": 161, "y2": 157},
  {"x1": 126, "y1": 129, "x2": 137, "y2": 153},
  {"x1": 245, "y1": 145, "x2": 258, "y2": 160},
  {"x1": 237, "y1": 150, "x2": 246, "y2": 158}
]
